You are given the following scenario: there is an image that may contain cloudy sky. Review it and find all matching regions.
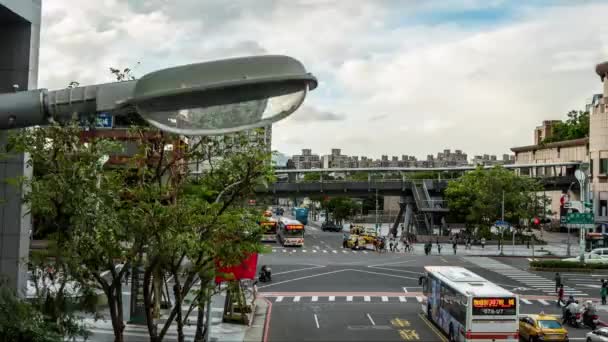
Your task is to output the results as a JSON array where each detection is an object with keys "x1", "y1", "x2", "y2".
[{"x1": 39, "y1": 0, "x2": 608, "y2": 159}]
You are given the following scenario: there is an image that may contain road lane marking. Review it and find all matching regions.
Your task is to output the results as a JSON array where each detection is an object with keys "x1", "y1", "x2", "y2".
[
  {"x1": 323, "y1": 250, "x2": 328, "y2": 253},
  {"x1": 292, "y1": 249, "x2": 296, "y2": 253},
  {"x1": 538, "y1": 299, "x2": 549, "y2": 305},
  {"x1": 363, "y1": 251, "x2": 368, "y2": 254},
  {"x1": 332, "y1": 250, "x2": 337, "y2": 254},
  {"x1": 312, "y1": 250, "x2": 317, "y2": 253},
  {"x1": 366, "y1": 313, "x2": 376, "y2": 326},
  {"x1": 419, "y1": 313, "x2": 447, "y2": 342},
  {"x1": 364, "y1": 296, "x2": 371, "y2": 302},
  {"x1": 351, "y1": 269, "x2": 419, "y2": 280},
  {"x1": 257, "y1": 269, "x2": 349, "y2": 289},
  {"x1": 342, "y1": 250, "x2": 348, "y2": 254},
  {"x1": 368, "y1": 266, "x2": 423, "y2": 275},
  {"x1": 399, "y1": 296, "x2": 407, "y2": 302},
  {"x1": 282, "y1": 249, "x2": 287, "y2": 253},
  {"x1": 416, "y1": 296, "x2": 423, "y2": 303},
  {"x1": 275, "y1": 296, "x2": 283, "y2": 302},
  {"x1": 312, "y1": 296, "x2": 318, "y2": 302},
  {"x1": 403, "y1": 287, "x2": 408, "y2": 293},
  {"x1": 294, "y1": 296, "x2": 301, "y2": 302},
  {"x1": 381, "y1": 296, "x2": 388, "y2": 302},
  {"x1": 440, "y1": 257, "x2": 448, "y2": 263},
  {"x1": 273, "y1": 265, "x2": 325, "y2": 276},
  {"x1": 347, "y1": 296, "x2": 353, "y2": 302},
  {"x1": 521, "y1": 299, "x2": 531, "y2": 304},
  {"x1": 329, "y1": 296, "x2": 335, "y2": 301},
  {"x1": 303, "y1": 250, "x2": 307, "y2": 253},
  {"x1": 314, "y1": 314, "x2": 320, "y2": 329},
  {"x1": 368, "y1": 260, "x2": 416, "y2": 268}
]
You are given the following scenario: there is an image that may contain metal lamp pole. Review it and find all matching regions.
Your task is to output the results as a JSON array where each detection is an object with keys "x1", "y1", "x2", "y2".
[{"x1": 375, "y1": 188, "x2": 379, "y2": 235}]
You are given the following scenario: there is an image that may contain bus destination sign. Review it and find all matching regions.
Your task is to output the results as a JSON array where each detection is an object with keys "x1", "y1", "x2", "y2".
[{"x1": 472, "y1": 297, "x2": 516, "y2": 315}]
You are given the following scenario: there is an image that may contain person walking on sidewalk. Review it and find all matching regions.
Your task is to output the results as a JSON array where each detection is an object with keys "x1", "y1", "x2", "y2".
[
  {"x1": 452, "y1": 240, "x2": 457, "y2": 255},
  {"x1": 437, "y1": 241, "x2": 442, "y2": 254},
  {"x1": 466, "y1": 237, "x2": 471, "y2": 250},
  {"x1": 481, "y1": 237, "x2": 486, "y2": 249},
  {"x1": 601, "y1": 283, "x2": 607, "y2": 305},
  {"x1": 555, "y1": 272, "x2": 562, "y2": 293},
  {"x1": 389, "y1": 239, "x2": 394, "y2": 252}
]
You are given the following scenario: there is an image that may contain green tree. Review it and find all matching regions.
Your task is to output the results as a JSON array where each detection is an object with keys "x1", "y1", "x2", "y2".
[
  {"x1": 542, "y1": 110, "x2": 589, "y2": 143},
  {"x1": 324, "y1": 196, "x2": 360, "y2": 225},
  {"x1": 445, "y1": 166, "x2": 548, "y2": 231},
  {"x1": 0, "y1": 285, "x2": 62, "y2": 342}
]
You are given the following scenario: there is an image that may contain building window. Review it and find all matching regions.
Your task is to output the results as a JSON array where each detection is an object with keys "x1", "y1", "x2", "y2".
[
  {"x1": 600, "y1": 192, "x2": 608, "y2": 217},
  {"x1": 600, "y1": 159, "x2": 608, "y2": 175}
]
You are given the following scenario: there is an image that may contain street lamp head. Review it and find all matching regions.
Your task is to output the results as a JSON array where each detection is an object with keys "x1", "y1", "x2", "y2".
[
  {"x1": 0, "y1": 55, "x2": 317, "y2": 135},
  {"x1": 129, "y1": 55, "x2": 317, "y2": 135}
]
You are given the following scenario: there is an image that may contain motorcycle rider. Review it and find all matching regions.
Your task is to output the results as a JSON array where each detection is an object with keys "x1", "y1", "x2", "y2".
[
  {"x1": 562, "y1": 296, "x2": 579, "y2": 325},
  {"x1": 582, "y1": 300, "x2": 598, "y2": 329},
  {"x1": 259, "y1": 265, "x2": 272, "y2": 282}
]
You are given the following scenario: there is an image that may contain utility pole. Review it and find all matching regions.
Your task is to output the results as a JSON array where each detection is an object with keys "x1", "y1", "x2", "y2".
[
  {"x1": 501, "y1": 190, "x2": 505, "y2": 256},
  {"x1": 375, "y1": 188, "x2": 379, "y2": 235}
]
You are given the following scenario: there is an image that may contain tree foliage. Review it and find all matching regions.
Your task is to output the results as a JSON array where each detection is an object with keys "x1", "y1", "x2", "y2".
[
  {"x1": 322, "y1": 196, "x2": 360, "y2": 224},
  {"x1": 9, "y1": 64, "x2": 275, "y2": 342},
  {"x1": 444, "y1": 166, "x2": 548, "y2": 228},
  {"x1": 542, "y1": 110, "x2": 589, "y2": 143},
  {"x1": 0, "y1": 286, "x2": 62, "y2": 342}
]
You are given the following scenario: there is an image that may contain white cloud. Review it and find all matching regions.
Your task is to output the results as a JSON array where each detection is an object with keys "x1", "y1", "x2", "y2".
[{"x1": 38, "y1": 1, "x2": 608, "y2": 160}]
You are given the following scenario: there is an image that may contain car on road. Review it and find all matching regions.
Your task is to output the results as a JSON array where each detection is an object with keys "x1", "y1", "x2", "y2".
[
  {"x1": 562, "y1": 253, "x2": 608, "y2": 264},
  {"x1": 321, "y1": 221, "x2": 342, "y2": 232},
  {"x1": 519, "y1": 314, "x2": 568, "y2": 342},
  {"x1": 587, "y1": 327, "x2": 608, "y2": 341}
]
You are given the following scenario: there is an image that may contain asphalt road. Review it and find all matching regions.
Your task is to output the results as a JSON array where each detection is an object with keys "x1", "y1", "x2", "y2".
[{"x1": 258, "y1": 223, "x2": 607, "y2": 342}]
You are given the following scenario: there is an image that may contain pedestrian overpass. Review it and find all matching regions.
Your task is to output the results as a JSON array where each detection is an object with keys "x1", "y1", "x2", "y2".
[{"x1": 253, "y1": 162, "x2": 582, "y2": 236}]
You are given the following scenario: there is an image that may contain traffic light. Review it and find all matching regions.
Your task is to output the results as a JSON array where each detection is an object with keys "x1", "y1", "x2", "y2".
[{"x1": 533, "y1": 217, "x2": 540, "y2": 226}]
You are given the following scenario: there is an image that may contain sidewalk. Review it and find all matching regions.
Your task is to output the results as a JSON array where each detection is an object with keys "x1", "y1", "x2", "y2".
[{"x1": 208, "y1": 294, "x2": 268, "y2": 342}]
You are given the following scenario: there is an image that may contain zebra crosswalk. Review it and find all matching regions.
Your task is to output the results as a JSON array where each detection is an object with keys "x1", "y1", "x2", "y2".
[
  {"x1": 464, "y1": 257, "x2": 588, "y2": 297},
  {"x1": 261, "y1": 293, "x2": 566, "y2": 306},
  {"x1": 271, "y1": 248, "x2": 371, "y2": 254}
]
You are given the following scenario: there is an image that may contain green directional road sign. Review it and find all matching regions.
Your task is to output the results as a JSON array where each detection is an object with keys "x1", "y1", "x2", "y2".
[{"x1": 565, "y1": 212, "x2": 594, "y2": 224}]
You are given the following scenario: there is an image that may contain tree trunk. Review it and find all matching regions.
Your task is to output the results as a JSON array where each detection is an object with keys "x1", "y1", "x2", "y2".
[
  {"x1": 194, "y1": 290, "x2": 206, "y2": 342},
  {"x1": 106, "y1": 290, "x2": 124, "y2": 342},
  {"x1": 172, "y1": 282, "x2": 185, "y2": 342},
  {"x1": 144, "y1": 265, "x2": 159, "y2": 341}
]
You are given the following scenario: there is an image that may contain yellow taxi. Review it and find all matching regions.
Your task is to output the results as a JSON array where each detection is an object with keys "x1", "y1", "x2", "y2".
[{"x1": 519, "y1": 314, "x2": 569, "y2": 341}]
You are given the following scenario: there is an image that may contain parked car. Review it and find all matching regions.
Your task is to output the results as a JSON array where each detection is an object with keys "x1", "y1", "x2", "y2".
[
  {"x1": 321, "y1": 221, "x2": 341, "y2": 232},
  {"x1": 588, "y1": 327, "x2": 608, "y2": 342},
  {"x1": 562, "y1": 253, "x2": 608, "y2": 264},
  {"x1": 519, "y1": 314, "x2": 568, "y2": 342}
]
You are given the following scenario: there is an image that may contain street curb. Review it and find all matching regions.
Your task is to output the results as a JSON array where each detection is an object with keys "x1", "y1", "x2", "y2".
[{"x1": 243, "y1": 297, "x2": 269, "y2": 342}]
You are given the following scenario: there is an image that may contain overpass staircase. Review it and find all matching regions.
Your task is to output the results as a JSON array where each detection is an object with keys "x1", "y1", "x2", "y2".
[{"x1": 411, "y1": 181, "x2": 432, "y2": 235}]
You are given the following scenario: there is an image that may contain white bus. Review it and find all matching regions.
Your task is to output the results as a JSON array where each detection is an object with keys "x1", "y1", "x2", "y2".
[
  {"x1": 420, "y1": 266, "x2": 519, "y2": 342},
  {"x1": 277, "y1": 217, "x2": 305, "y2": 247}
]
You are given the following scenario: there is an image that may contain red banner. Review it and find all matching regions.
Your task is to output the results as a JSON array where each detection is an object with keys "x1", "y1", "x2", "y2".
[{"x1": 215, "y1": 253, "x2": 258, "y2": 284}]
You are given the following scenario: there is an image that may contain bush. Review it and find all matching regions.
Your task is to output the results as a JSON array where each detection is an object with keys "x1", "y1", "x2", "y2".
[
  {"x1": 530, "y1": 259, "x2": 608, "y2": 269},
  {"x1": 0, "y1": 286, "x2": 62, "y2": 342}
]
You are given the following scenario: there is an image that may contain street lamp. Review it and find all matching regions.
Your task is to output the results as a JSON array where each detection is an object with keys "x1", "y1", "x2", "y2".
[{"x1": 0, "y1": 55, "x2": 317, "y2": 135}]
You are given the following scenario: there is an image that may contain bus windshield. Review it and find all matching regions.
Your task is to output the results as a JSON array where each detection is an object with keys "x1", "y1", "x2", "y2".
[{"x1": 284, "y1": 229, "x2": 303, "y2": 236}]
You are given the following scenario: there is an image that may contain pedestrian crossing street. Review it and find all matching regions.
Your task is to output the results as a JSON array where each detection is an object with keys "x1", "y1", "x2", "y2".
[
  {"x1": 463, "y1": 257, "x2": 587, "y2": 297},
  {"x1": 261, "y1": 293, "x2": 569, "y2": 306}
]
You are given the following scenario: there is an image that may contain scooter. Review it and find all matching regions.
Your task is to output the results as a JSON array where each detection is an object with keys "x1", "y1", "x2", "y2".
[
  {"x1": 562, "y1": 309, "x2": 580, "y2": 328},
  {"x1": 258, "y1": 265, "x2": 272, "y2": 283}
]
